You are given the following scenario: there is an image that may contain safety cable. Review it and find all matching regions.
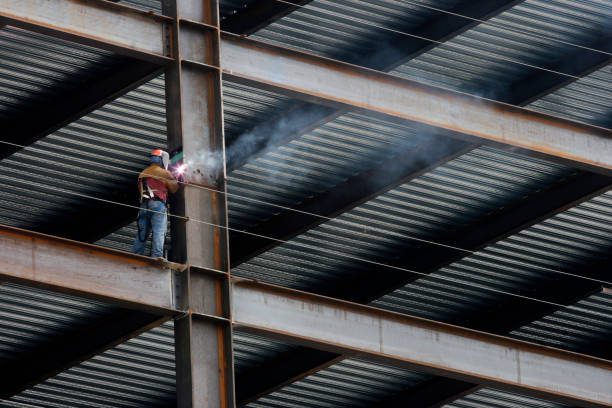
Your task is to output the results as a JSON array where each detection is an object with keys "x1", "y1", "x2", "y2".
[
  {"x1": 269, "y1": 0, "x2": 612, "y2": 57},
  {"x1": 1, "y1": 138, "x2": 610, "y2": 288},
  {"x1": 3, "y1": 180, "x2": 606, "y2": 318},
  {"x1": 1, "y1": 0, "x2": 605, "y2": 282},
  {"x1": 0, "y1": 3, "x2": 607, "y2": 344},
  {"x1": 250, "y1": 0, "x2": 609, "y2": 82},
  {"x1": 397, "y1": 0, "x2": 612, "y2": 57}
]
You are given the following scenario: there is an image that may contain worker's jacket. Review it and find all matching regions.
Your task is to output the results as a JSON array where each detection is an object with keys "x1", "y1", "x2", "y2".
[{"x1": 138, "y1": 164, "x2": 179, "y2": 203}]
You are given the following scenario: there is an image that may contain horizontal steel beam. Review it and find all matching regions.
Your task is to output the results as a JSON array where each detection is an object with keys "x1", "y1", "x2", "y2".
[
  {"x1": 1, "y1": 2, "x2": 609, "y2": 172},
  {"x1": 0, "y1": 0, "x2": 170, "y2": 63},
  {"x1": 220, "y1": 34, "x2": 612, "y2": 172},
  {"x1": 2, "y1": 2, "x2": 609, "y2": 171},
  {"x1": 0, "y1": 224, "x2": 180, "y2": 314},
  {"x1": 231, "y1": 279, "x2": 612, "y2": 408}
]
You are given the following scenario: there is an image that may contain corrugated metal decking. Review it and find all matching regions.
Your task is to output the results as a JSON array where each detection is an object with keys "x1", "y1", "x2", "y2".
[
  {"x1": 233, "y1": 146, "x2": 576, "y2": 291},
  {"x1": 372, "y1": 190, "x2": 612, "y2": 353},
  {"x1": 0, "y1": 284, "x2": 118, "y2": 364},
  {"x1": 0, "y1": 0, "x2": 610, "y2": 407}
]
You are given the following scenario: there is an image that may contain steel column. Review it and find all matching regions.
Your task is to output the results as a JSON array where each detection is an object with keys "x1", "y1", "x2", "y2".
[
  {"x1": 220, "y1": 34, "x2": 612, "y2": 173},
  {"x1": 175, "y1": 267, "x2": 234, "y2": 408},
  {"x1": 231, "y1": 279, "x2": 612, "y2": 408},
  {"x1": 163, "y1": 0, "x2": 234, "y2": 406},
  {"x1": 0, "y1": 224, "x2": 178, "y2": 314},
  {"x1": 0, "y1": 0, "x2": 169, "y2": 63}
]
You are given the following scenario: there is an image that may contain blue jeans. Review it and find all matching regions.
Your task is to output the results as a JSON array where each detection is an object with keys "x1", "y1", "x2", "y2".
[{"x1": 132, "y1": 200, "x2": 167, "y2": 258}]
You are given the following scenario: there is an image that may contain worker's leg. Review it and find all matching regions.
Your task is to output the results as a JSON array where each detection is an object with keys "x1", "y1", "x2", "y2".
[
  {"x1": 132, "y1": 203, "x2": 151, "y2": 255},
  {"x1": 150, "y1": 201, "x2": 167, "y2": 258}
]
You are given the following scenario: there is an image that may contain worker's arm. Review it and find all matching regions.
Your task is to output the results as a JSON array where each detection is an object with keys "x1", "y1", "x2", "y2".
[{"x1": 164, "y1": 170, "x2": 179, "y2": 193}]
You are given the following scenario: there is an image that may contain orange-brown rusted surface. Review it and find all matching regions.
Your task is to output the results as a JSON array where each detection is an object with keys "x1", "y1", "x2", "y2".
[
  {"x1": 231, "y1": 278, "x2": 612, "y2": 407},
  {"x1": 232, "y1": 277, "x2": 612, "y2": 370},
  {"x1": 0, "y1": 224, "x2": 180, "y2": 314},
  {"x1": 0, "y1": 0, "x2": 171, "y2": 63},
  {"x1": 220, "y1": 33, "x2": 612, "y2": 173}
]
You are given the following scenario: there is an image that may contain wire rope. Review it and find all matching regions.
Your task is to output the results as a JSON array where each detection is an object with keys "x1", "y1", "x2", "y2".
[
  {"x1": 1, "y1": 138, "x2": 610, "y2": 288},
  {"x1": 5, "y1": 180, "x2": 606, "y2": 318},
  {"x1": 253, "y1": 0, "x2": 609, "y2": 82},
  {"x1": 397, "y1": 0, "x2": 612, "y2": 57}
]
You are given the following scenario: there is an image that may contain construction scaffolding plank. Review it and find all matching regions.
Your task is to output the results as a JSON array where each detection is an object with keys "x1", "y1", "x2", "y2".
[
  {"x1": 231, "y1": 280, "x2": 612, "y2": 408},
  {"x1": 0, "y1": 224, "x2": 178, "y2": 314},
  {"x1": 220, "y1": 35, "x2": 612, "y2": 172}
]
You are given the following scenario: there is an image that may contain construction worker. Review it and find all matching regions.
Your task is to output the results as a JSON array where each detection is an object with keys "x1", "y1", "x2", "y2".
[{"x1": 132, "y1": 149, "x2": 179, "y2": 259}]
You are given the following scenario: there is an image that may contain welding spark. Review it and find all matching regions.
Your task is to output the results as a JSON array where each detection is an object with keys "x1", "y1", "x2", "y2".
[{"x1": 174, "y1": 164, "x2": 187, "y2": 177}]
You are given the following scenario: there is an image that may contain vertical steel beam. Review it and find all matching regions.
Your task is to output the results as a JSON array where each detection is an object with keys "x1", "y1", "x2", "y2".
[
  {"x1": 163, "y1": 0, "x2": 234, "y2": 406},
  {"x1": 175, "y1": 267, "x2": 234, "y2": 408}
]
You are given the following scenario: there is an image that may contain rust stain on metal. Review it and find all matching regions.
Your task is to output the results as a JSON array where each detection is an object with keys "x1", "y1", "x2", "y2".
[
  {"x1": 1, "y1": 224, "x2": 159, "y2": 268},
  {"x1": 31, "y1": 237, "x2": 37, "y2": 278},
  {"x1": 378, "y1": 318, "x2": 383, "y2": 353},
  {"x1": 215, "y1": 279, "x2": 224, "y2": 317},
  {"x1": 224, "y1": 33, "x2": 611, "y2": 134},
  {"x1": 212, "y1": 191, "x2": 223, "y2": 270},
  {"x1": 221, "y1": 34, "x2": 611, "y2": 171},
  {"x1": 215, "y1": 271, "x2": 229, "y2": 406},
  {"x1": 516, "y1": 350, "x2": 521, "y2": 384},
  {"x1": 232, "y1": 278, "x2": 612, "y2": 370},
  {"x1": 216, "y1": 324, "x2": 229, "y2": 408},
  {"x1": 0, "y1": 0, "x2": 172, "y2": 65}
]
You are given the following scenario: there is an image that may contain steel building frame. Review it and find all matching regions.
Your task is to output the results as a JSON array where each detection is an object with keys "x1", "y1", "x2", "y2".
[
  {"x1": 1, "y1": 224, "x2": 611, "y2": 407},
  {"x1": 1, "y1": 1, "x2": 611, "y2": 172},
  {"x1": 0, "y1": 1, "x2": 610, "y2": 407}
]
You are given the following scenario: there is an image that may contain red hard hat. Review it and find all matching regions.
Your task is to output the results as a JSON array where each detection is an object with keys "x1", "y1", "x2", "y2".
[{"x1": 150, "y1": 148, "x2": 170, "y2": 169}]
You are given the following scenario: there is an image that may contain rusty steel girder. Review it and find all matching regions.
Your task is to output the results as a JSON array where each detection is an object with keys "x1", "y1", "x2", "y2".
[
  {"x1": 1, "y1": 1, "x2": 609, "y2": 172},
  {"x1": 231, "y1": 279, "x2": 612, "y2": 408},
  {"x1": 0, "y1": 224, "x2": 180, "y2": 314},
  {"x1": 0, "y1": 0, "x2": 170, "y2": 63},
  {"x1": 220, "y1": 34, "x2": 612, "y2": 173}
]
